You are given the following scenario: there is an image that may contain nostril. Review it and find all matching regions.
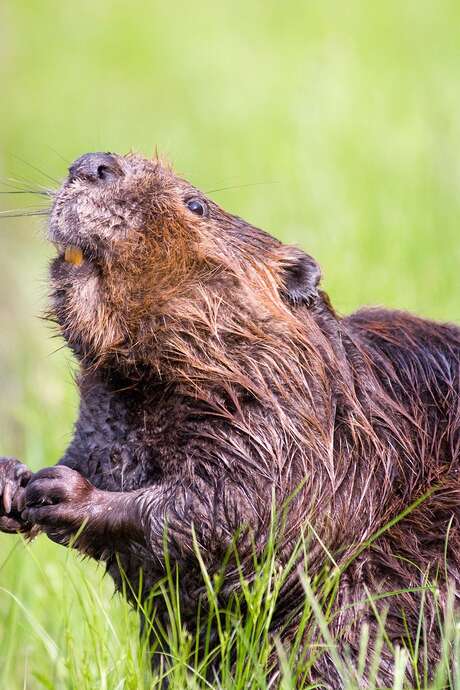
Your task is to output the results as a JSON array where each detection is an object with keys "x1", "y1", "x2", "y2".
[
  {"x1": 96, "y1": 164, "x2": 116, "y2": 181},
  {"x1": 68, "y1": 152, "x2": 123, "y2": 183}
]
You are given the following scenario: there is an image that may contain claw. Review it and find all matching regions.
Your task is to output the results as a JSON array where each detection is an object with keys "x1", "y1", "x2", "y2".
[
  {"x1": 15, "y1": 486, "x2": 26, "y2": 512},
  {"x1": 16, "y1": 465, "x2": 32, "y2": 487},
  {"x1": 3, "y1": 480, "x2": 13, "y2": 514},
  {"x1": 0, "y1": 515, "x2": 23, "y2": 534}
]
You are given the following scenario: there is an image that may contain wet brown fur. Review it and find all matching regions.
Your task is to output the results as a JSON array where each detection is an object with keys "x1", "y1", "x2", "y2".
[{"x1": 1, "y1": 152, "x2": 459, "y2": 686}]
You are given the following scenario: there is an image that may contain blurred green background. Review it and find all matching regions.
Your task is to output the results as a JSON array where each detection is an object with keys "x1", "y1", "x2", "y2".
[{"x1": 1, "y1": 1, "x2": 460, "y2": 687}]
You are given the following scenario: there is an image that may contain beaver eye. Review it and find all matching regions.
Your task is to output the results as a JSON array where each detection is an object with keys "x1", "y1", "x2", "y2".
[{"x1": 186, "y1": 198, "x2": 207, "y2": 216}]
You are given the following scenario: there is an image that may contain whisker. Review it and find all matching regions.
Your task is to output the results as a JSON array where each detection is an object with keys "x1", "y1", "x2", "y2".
[
  {"x1": 205, "y1": 181, "x2": 279, "y2": 194},
  {"x1": 9, "y1": 153, "x2": 61, "y2": 186},
  {"x1": 0, "y1": 209, "x2": 50, "y2": 219},
  {"x1": 45, "y1": 145, "x2": 70, "y2": 166},
  {"x1": 2, "y1": 176, "x2": 54, "y2": 195},
  {"x1": 0, "y1": 178, "x2": 34, "y2": 192},
  {"x1": 0, "y1": 190, "x2": 51, "y2": 196}
]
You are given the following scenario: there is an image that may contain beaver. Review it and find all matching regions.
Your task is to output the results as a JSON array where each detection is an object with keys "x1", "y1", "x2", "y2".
[{"x1": 1, "y1": 151, "x2": 459, "y2": 686}]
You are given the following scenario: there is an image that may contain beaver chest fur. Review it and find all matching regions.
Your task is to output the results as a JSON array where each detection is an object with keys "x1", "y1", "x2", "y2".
[{"x1": 1, "y1": 151, "x2": 459, "y2": 686}]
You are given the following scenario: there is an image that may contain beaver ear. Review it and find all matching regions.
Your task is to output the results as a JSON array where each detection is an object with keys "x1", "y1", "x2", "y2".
[{"x1": 278, "y1": 247, "x2": 321, "y2": 306}]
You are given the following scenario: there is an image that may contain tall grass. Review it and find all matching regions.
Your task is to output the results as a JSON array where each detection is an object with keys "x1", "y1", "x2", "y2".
[{"x1": 1, "y1": 512, "x2": 459, "y2": 689}]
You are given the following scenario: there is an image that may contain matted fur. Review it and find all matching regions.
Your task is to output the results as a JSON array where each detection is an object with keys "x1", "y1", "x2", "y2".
[{"x1": 1, "y1": 152, "x2": 459, "y2": 686}]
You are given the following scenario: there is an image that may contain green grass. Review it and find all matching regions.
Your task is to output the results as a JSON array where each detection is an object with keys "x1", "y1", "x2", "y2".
[
  {"x1": 1, "y1": 517, "x2": 459, "y2": 689},
  {"x1": 1, "y1": 0, "x2": 460, "y2": 687}
]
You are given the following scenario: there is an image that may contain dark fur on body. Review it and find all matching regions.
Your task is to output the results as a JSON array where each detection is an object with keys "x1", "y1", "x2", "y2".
[{"x1": 1, "y1": 152, "x2": 459, "y2": 686}]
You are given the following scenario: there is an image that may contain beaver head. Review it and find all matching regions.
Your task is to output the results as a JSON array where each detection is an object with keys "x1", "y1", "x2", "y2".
[{"x1": 48, "y1": 152, "x2": 327, "y2": 376}]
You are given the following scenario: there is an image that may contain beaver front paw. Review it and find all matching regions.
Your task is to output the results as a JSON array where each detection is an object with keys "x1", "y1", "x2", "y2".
[
  {"x1": 0, "y1": 457, "x2": 33, "y2": 533},
  {"x1": 22, "y1": 465, "x2": 97, "y2": 545}
]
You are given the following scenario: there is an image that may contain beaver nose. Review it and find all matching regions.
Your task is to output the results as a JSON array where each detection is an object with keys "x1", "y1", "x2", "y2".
[{"x1": 68, "y1": 152, "x2": 123, "y2": 183}]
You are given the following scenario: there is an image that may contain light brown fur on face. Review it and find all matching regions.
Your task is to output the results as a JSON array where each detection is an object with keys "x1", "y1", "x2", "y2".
[
  {"x1": 49, "y1": 154, "x2": 204, "y2": 361},
  {"x1": 48, "y1": 153, "x2": 320, "y2": 375}
]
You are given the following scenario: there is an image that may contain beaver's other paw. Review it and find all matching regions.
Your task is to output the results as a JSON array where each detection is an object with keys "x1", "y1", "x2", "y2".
[
  {"x1": 22, "y1": 466, "x2": 96, "y2": 544},
  {"x1": 0, "y1": 457, "x2": 32, "y2": 533}
]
